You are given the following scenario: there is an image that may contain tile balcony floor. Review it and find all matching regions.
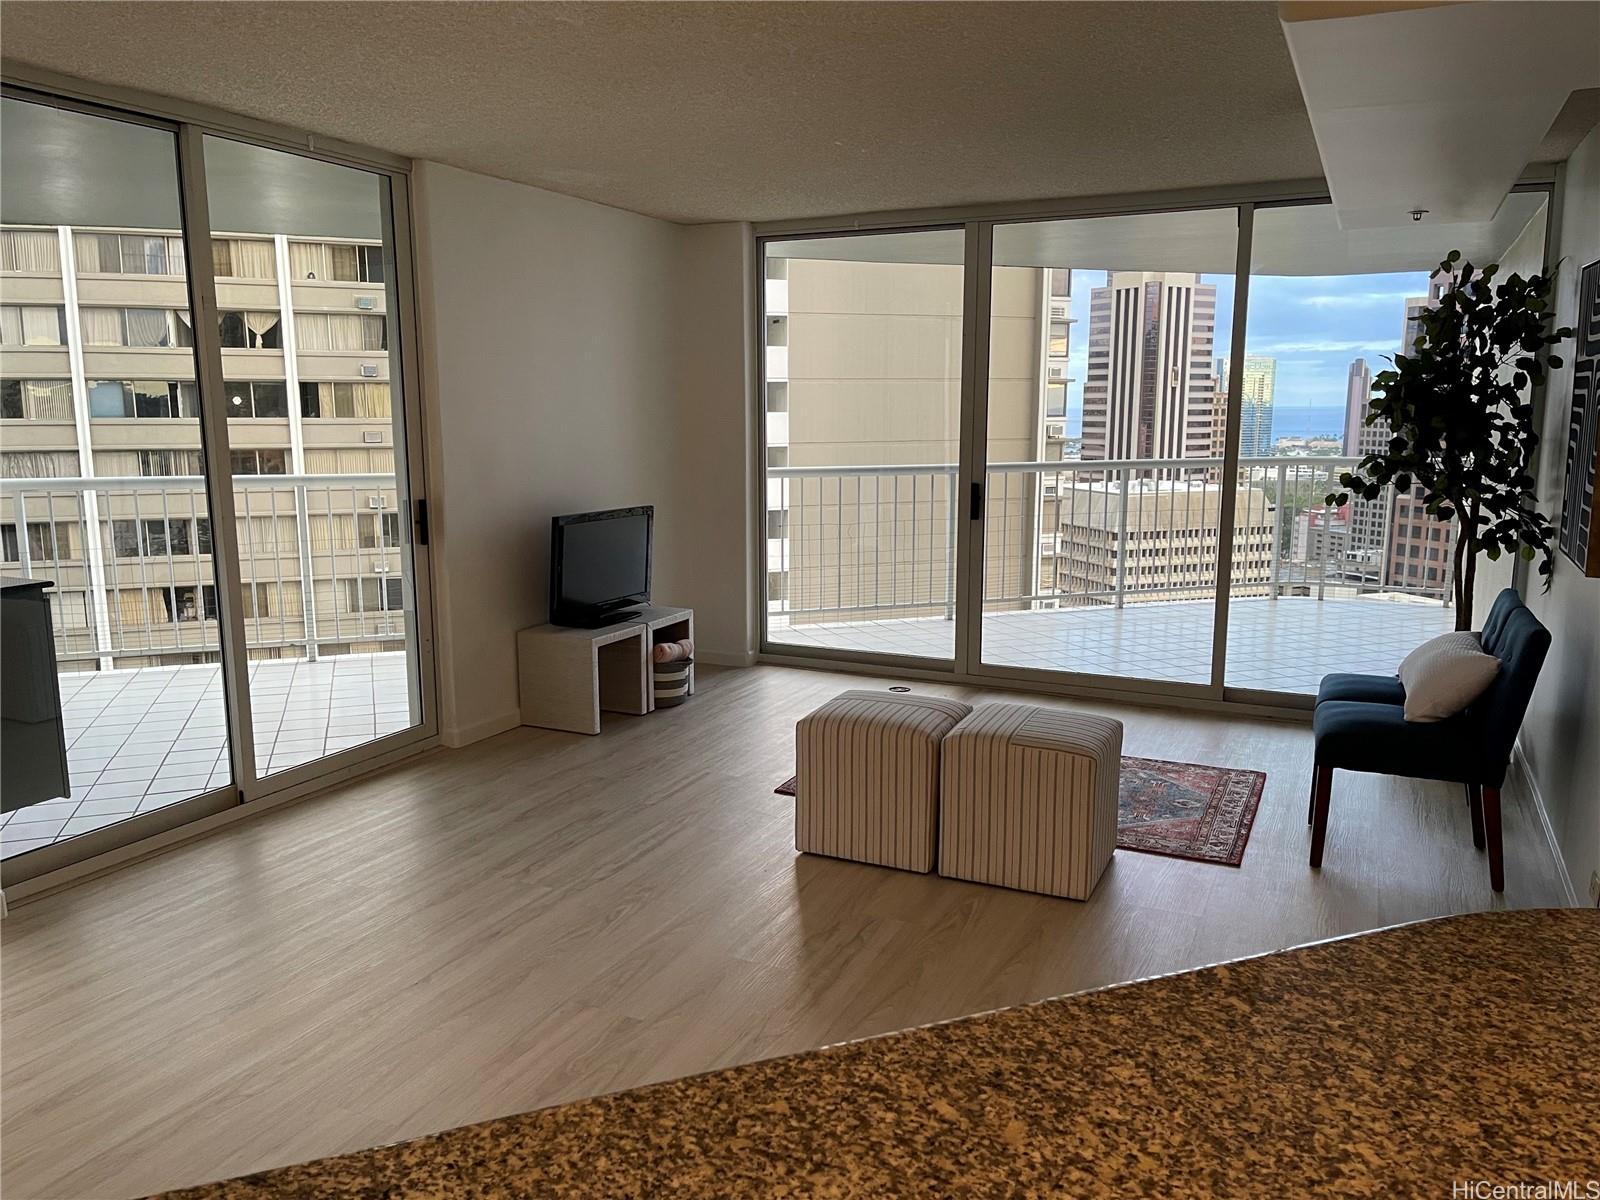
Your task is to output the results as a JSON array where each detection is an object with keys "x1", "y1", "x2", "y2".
[
  {"x1": 1, "y1": 652, "x2": 413, "y2": 861},
  {"x1": 769, "y1": 594, "x2": 1456, "y2": 693}
]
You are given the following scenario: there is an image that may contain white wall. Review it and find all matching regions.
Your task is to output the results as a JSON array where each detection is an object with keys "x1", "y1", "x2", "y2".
[
  {"x1": 411, "y1": 162, "x2": 754, "y2": 746},
  {"x1": 1520, "y1": 123, "x2": 1600, "y2": 905},
  {"x1": 665, "y1": 222, "x2": 758, "y2": 665}
]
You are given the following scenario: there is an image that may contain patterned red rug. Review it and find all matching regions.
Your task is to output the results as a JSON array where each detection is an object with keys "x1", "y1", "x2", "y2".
[{"x1": 775, "y1": 755, "x2": 1264, "y2": 867}]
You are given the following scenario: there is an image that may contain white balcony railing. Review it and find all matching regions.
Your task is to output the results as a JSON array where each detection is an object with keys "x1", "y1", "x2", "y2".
[
  {"x1": 2, "y1": 473, "x2": 409, "y2": 670},
  {"x1": 767, "y1": 456, "x2": 1450, "y2": 623}
]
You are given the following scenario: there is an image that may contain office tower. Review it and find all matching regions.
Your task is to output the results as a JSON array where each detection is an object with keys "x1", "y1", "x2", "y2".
[
  {"x1": 1081, "y1": 272, "x2": 1218, "y2": 464},
  {"x1": 1343, "y1": 358, "x2": 1371, "y2": 456},
  {"x1": 1237, "y1": 355, "x2": 1277, "y2": 457}
]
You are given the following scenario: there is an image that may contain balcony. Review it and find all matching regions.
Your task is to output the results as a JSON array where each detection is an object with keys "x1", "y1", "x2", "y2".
[
  {"x1": 1, "y1": 472, "x2": 414, "y2": 861},
  {"x1": 766, "y1": 456, "x2": 1455, "y2": 692}
]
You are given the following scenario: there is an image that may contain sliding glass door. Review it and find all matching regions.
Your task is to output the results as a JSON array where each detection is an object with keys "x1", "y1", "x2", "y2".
[
  {"x1": 0, "y1": 87, "x2": 433, "y2": 881},
  {"x1": 203, "y1": 136, "x2": 427, "y2": 781},
  {"x1": 0, "y1": 96, "x2": 236, "y2": 864},
  {"x1": 761, "y1": 229, "x2": 966, "y2": 664},
  {"x1": 975, "y1": 209, "x2": 1239, "y2": 691},
  {"x1": 758, "y1": 190, "x2": 1552, "y2": 708},
  {"x1": 1221, "y1": 196, "x2": 1550, "y2": 696}
]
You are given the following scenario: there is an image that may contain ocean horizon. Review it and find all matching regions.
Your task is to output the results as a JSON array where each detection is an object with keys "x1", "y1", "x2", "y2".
[
  {"x1": 1268, "y1": 404, "x2": 1349, "y2": 441},
  {"x1": 1059, "y1": 402, "x2": 1351, "y2": 442}
]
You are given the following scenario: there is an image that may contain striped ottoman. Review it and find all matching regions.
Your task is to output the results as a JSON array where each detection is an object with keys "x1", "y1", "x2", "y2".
[
  {"x1": 795, "y1": 690, "x2": 973, "y2": 873},
  {"x1": 939, "y1": 704, "x2": 1122, "y2": 900}
]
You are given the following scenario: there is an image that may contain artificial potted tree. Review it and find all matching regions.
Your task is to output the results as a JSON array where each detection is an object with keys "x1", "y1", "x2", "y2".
[{"x1": 1328, "y1": 251, "x2": 1573, "y2": 630}]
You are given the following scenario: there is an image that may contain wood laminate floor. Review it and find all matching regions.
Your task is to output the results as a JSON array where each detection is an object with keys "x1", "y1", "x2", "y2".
[{"x1": 0, "y1": 664, "x2": 1570, "y2": 1199}]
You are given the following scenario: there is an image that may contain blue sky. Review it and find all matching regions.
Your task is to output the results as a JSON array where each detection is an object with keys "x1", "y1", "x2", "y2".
[{"x1": 1062, "y1": 268, "x2": 1431, "y2": 439}]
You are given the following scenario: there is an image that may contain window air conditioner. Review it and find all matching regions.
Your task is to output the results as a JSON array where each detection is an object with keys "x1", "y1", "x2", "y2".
[
  {"x1": 355, "y1": 296, "x2": 377, "y2": 310},
  {"x1": 360, "y1": 364, "x2": 379, "y2": 377}
]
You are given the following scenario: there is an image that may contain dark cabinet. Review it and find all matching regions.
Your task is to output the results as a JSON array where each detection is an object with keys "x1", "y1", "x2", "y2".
[{"x1": 2, "y1": 576, "x2": 70, "y2": 814}]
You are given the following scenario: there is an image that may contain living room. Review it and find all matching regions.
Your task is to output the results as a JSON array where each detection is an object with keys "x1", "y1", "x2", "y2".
[{"x1": 0, "y1": 2, "x2": 1596, "y2": 1196}]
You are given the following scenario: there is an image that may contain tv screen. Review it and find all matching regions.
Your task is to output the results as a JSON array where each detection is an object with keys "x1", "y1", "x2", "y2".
[{"x1": 551, "y1": 506, "x2": 652, "y2": 623}]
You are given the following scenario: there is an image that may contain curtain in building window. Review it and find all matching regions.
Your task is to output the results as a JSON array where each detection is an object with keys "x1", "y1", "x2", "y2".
[
  {"x1": 80, "y1": 307, "x2": 124, "y2": 346},
  {"x1": 328, "y1": 243, "x2": 360, "y2": 281},
  {"x1": 2, "y1": 451, "x2": 79, "y2": 478},
  {"x1": 72, "y1": 232, "x2": 116, "y2": 273},
  {"x1": 21, "y1": 307, "x2": 63, "y2": 345},
  {"x1": 0, "y1": 307, "x2": 20, "y2": 345},
  {"x1": 233, "y1": 239, "x2": 275, "y2": 279},
  {"x1": 296, "y1": 314, "x2": 332, "y2": 351},
  {"x1": 304, "y1": 449, "x2": 339, "y2": 473},
  {"x1": 355, "y1": 382, "x2": 391, "y2": 418},
  {"x1": 94, "y1": 450, "x2": 139, "y2": 476},
  {"x1": 116, "y1": 588, "x2": 150, "y2": 627},
  {"x1": 24, "y1": 380, "x2": 73, "y2": 420},
  {"x1": 124, "y1": 308, "x2": 170, "y2": 347},
  {"x1": 289, "y1": 241, "x2": 325, "y2": 280},
  {"x1": 244, "y1": 311, "x2": 280, "y2": 346},
  {"x1": 368, "y1": 448, "x2": 395, "y2": 473},
  {"x1": 1, "y1": 230, "x2": 61, "y2": 273}
]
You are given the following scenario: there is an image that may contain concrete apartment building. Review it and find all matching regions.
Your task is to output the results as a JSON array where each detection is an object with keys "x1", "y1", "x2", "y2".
[
  {"x1": 0, "y1": 222, "x2": 405, "y2": 671},
  {"x1": 765, "y1": 255, "x2": 1061, "y2": 623},
  {"x1": 1052, "y1": 481, "x2": 1277, "y2": 603}
]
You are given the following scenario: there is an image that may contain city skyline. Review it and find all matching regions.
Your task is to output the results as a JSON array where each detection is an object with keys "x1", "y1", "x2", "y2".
[{"x1": 1061, "y1": 268, "x2": 1432, "y2": 443}]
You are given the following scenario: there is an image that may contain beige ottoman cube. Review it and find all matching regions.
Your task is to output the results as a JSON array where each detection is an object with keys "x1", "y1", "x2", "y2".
[
  {"x1": 939, "y1": 704, "x2": 1122, "y2": 900},
  {"x1": 795, "y1": 690, "x2": 973, "y2": 873}
]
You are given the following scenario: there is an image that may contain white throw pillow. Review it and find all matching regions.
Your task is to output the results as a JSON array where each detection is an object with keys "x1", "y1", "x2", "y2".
[{"x1": 1397, "y1": 631, "x2": 1500, "y2": 723}]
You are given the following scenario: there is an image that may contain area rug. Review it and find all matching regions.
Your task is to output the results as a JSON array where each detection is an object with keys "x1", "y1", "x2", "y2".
[{"x1": 774, "y1": 756, "x2": 1264, "y2": 867}]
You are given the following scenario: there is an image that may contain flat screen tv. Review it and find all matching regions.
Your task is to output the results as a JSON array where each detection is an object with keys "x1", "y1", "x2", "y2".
[{"x1": 549, "y1": 506, "x2": 653, "y2": 627}]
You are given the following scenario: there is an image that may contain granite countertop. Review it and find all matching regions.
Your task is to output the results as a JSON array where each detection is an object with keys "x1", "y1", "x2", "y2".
[{"x1": 155, "y1": 909, "x2": 1599, "y2": 1199}]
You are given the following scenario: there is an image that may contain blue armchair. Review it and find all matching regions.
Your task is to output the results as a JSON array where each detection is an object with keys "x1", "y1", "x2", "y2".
[{"x1": 1309, "y1": 588, "x2": 1550, "y2": 892}]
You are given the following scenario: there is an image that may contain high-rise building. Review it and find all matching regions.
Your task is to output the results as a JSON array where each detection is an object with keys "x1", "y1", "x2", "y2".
[
  {"x1": 1343, "y1": 358, "x2": 1371, "y2": 456},
  {"x1": 1384, "y1": 284, "x2": 1455, "y2": 592},
  {"x1": 1051, "y1": 482, "x2": 1277, "y2": 601},
  {"x1": 1081, "y1": 272, "x2": 1217, "y2": 465},
  {"x1": 1293, "y1": 502, "x2": 1351, "y2": 566},
  {"x1": 1236, "y1": 355, "x2": 1276, "y2": 457},
  {"x1": 764, "y1": 256, "x2": 1060, "y2": 623},
  {"x1": 1, "y1": 222, "x2": 404, "y2": 671}
]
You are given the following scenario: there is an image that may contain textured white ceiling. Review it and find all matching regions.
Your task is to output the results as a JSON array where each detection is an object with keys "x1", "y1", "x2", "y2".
[
  {"x1": 0, "y1": 0, "x2": 1328, "y2": 224},
  {"x1": 768, "y1": 190, "x2": 1549, "y2": 275}
]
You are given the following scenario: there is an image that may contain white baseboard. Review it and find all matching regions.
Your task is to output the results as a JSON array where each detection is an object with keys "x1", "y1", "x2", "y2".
[
  {"x1": 697, "y1": 649, "x2": 757, "y2": 668},
  {"x1": 442, "y1": 709, "x2": 522, "y2": 748},
  {"x1": 1511, "y1": 741, "x2": 1579, "y2": 907}
]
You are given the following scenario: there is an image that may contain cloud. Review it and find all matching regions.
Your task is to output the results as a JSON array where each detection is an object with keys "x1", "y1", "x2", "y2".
[
  {"x1": 1298, "y1": 291, "x2": 1417, "y2": 309},
  {"x1": 1248, "y1": 338, "x2": 1399, "y2": 356}
]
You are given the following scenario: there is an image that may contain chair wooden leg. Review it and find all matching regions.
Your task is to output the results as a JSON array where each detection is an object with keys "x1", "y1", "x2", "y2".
[
  {"x1": 1309, "y1": 764, "x2": 1333, "y2": 869},
  {"x1": 1482, "y1": 786, "x2": 1504, "y2": 893},
  {"x1": 1307, "y1": 770, "x2": 1317, "y2": 825},
  {"x1": 1466, "y1": 783, "x2": 1485, "y2": 852}
]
